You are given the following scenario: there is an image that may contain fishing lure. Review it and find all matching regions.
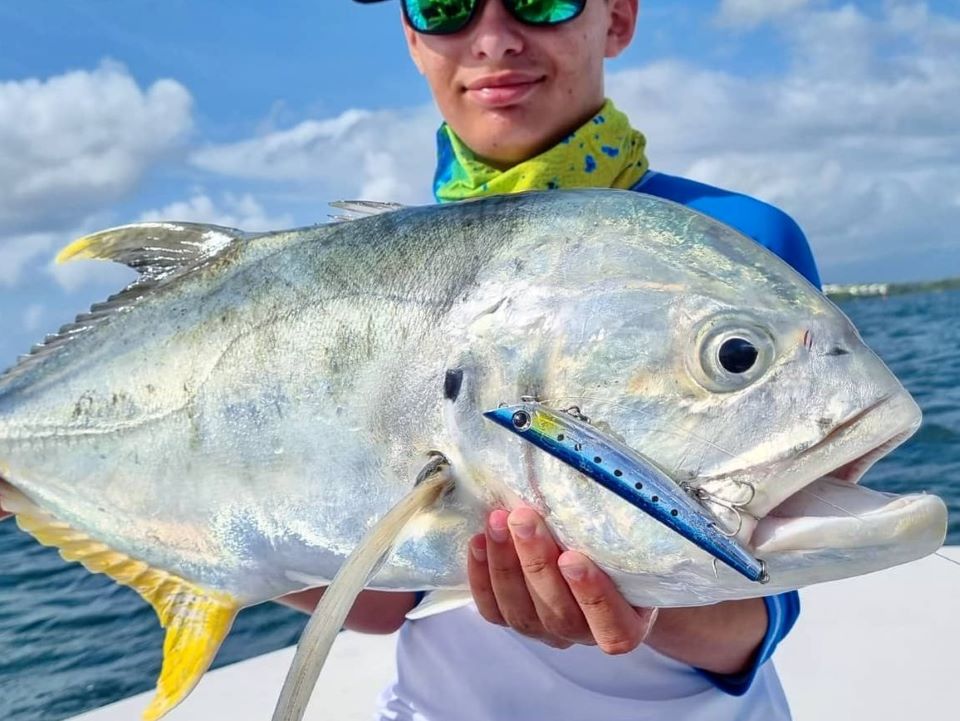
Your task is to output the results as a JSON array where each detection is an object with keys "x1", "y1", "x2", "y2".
[{"x1": 484, "y1": 400, "x2": 769, "y2": 584}]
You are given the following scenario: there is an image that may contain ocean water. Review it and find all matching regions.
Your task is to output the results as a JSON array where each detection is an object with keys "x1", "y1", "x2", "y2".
[{"x1": 1, "y1": 289, "x2": 958, "y2": 721}]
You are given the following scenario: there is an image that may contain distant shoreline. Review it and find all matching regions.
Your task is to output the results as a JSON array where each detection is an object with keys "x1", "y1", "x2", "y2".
[{"x1": 824, "y1": 277, "x2": 960, "y2": 301}]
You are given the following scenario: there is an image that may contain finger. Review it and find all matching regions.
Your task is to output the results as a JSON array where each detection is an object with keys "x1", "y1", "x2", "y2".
[
  {"x1": 485, "y1": 509, "x2": 561, "y2": 643},
  {"x1": 558, "y1": 550, "x2": 659, "y2": 655},
  {"x1": 485, "y1": 509, "x2": 544, "y2": 636},
  {"x1": 507, "y1": 507, "x2": 592, "y2": 644},
  {"x1": 467, "y1": 534, "x2": 505, "y2": 626}
]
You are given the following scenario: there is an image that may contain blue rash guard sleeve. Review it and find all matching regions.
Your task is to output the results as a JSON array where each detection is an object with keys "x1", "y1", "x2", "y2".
[
  {"x1": 634, "y1": 171, "x2": 822, "y2": 288},
  {"x1": 698, "y1": 592, "x2": 802, "y2": 696},
  {"x1": 631, "y1": 170, "x2": 817, "y2": 695}
]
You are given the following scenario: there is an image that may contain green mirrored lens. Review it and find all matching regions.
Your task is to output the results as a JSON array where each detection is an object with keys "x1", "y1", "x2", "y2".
[
  {"x1": 509, "y1": 0, "x2": 584, "y2": 25},
  {"x1": 404, "y1": 0, "x2": 476, "y2": 34}
]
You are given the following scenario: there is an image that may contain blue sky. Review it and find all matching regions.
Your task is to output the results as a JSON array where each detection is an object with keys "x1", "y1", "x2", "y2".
[{"x1": 0, "y1": 0, "x2": 958, "y2": 368}]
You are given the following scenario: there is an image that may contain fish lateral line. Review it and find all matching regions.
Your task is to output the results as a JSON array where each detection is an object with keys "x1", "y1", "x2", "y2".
[{"x1": 483, "y1": 400, "x2": 769, "y2": 584}]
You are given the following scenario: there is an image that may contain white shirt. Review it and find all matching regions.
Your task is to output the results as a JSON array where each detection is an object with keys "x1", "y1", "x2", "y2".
[{"x1": 376, "y1": 605, "x2": 791, "y2": 721}]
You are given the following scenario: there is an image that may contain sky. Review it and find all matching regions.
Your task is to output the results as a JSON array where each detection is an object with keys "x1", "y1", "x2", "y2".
[{"x1": 0, "y1": 0, "x2": 958, "y2": 366}]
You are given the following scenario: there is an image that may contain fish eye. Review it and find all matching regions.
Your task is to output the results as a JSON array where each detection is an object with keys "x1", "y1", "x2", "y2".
[
  {"x1": 718, "y1": 338, "x2": 758, "y2": 374},
  {"x1": 691, "y1": 318, "x2": 775, "y2": 393}
]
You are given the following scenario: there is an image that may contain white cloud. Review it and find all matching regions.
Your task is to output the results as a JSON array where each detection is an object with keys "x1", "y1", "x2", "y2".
[
  {"x1": 717, "y1": 0, "x2": 814, "y2": 28},
  {"x1": 0, "y1": 61, "x2": 193, "y2": 236},
  {"x1": 186, "y1": 2, "x2": 959, "y2": 282},
  {"x1": 138, "y1": 191, "x2": 294, "y2": 232},
  {"x1": 609, "y1": 2, "x2": 960, "y2": 279},
  {"x1": 21, "y1": 303, "x2": 44, "y2": 332},
  {"x1": 191, "y1": 105, "x2": 439, "y2": 204},
  {"x1": 0, "y1": 232, "x2": 58, "y2": 287}
]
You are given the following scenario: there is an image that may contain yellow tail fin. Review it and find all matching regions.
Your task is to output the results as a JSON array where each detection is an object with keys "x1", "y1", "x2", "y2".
[{"x1": 1, "y1": 484, "x2": 239, "y2": 720}]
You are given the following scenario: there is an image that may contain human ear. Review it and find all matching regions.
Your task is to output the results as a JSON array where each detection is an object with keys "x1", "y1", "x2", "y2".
[{"x1": 604, "y1": 0, "x2": 639, "y2": 59}]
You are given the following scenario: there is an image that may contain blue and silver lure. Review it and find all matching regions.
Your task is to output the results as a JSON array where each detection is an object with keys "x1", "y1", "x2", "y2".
[{"x1": 484, "y1": 401, "x2": 769, "y2": 584}]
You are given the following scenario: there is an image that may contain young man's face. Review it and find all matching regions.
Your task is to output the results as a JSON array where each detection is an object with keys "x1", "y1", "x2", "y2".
[{"x1": 404, "y1": 0, "x2": 638, "y2": 167}]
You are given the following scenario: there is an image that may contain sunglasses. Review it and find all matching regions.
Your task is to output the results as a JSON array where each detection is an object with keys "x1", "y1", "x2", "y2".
[{"x1": 402, "y1": 0, "x2": 587, "y2": 36}]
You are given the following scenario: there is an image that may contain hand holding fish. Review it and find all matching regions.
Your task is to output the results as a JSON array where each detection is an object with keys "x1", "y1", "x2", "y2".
[
  {"x1": 469, "y1": 507, "x2": 768, "y2": 674},
  {"x1": 469, "y1": 506, "x2": 658, "y2": 653}
]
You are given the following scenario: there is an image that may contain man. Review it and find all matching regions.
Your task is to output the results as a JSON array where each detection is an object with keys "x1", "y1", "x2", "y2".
[{"x1": 281, "y1": 1, "x2": 818, "y2": 720}]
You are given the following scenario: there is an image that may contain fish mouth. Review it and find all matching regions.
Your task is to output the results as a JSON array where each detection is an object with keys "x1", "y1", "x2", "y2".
[{"x1": 739, "y1": 391, "x2": 945, "y2": 555}]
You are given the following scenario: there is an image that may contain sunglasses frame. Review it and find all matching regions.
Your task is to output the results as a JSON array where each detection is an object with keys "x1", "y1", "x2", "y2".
[{"x1": 401, "y1": 0, "x2": 588, "y2": 36}]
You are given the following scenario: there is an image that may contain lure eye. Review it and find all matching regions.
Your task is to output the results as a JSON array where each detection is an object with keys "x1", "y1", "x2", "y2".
[
  {"x1": 511, "y1": 410, "x2": 532, "y2": 431},
  {"x1": 718, "y1": 338, "x2": 758, "y2": 374}
]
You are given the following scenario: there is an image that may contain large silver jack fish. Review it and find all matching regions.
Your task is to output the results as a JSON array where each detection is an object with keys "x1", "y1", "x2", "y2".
[{"x1": 0, "y1": 190, "x2": 947, "y2": 720}]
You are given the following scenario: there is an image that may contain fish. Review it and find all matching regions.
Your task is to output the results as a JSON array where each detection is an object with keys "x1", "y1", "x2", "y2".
[{"x1": 0, "y1": 189, "x2": 947, "y2": 720}]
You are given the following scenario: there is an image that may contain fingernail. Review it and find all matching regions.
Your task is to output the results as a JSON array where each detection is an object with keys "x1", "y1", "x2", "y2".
[
  {"x1": 488, "y1": 511, "x2": 509, "y2": 543},
  {"x1": 471, "y1": 537, "x2": 487, "y2": 563},
  {"x1": 559, "y1": 561, "x2": 586, "y2": 582},
  {"x1": 508, "y1": 516, "x2": 536, "y2": 540}
]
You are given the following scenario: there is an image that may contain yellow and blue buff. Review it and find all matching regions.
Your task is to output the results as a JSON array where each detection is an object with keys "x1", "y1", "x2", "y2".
[{"x1": 433, "y1": 98, "x2": 648, "y2": 203}]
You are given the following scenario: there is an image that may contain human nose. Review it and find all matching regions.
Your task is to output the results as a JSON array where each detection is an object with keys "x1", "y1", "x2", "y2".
[{"x1": 469, "y1": 0, "x2": 525, "y2": 60}]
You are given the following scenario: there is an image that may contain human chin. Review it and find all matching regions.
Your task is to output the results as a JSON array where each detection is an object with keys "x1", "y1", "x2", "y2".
[{"x1": 458, "y1": 120, "x2": 555, "y2": 166}]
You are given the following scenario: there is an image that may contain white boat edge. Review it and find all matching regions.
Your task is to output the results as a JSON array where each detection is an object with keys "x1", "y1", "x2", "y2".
[{"x1": 70, "y1": 546, "x2": 960, "y2": 721}]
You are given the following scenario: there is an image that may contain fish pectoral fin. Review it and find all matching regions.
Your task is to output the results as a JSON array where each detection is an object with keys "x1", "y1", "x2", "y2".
[
  {"x1": 405, "y1": 590, "x2": 473, "y2": 620},
  {"x1": 0, "y1": 483, "x2": 239, "y2": 721},
  {"x1": 55, "y1": 221, "x2": 251, "y2": 279},
  {"x1": 272, "y1": 462, "x2": 455, "y2": 721}
]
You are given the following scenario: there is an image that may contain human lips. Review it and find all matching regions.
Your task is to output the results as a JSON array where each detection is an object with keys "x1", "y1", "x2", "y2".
[{"x1": 462, "y1": 72, "x2": 545, "y2": 107}]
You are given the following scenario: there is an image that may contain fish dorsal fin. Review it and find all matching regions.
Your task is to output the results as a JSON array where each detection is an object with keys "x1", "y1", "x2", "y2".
[
  {"x1": 56, "y1": 221, "x2": 250, "y2": 280},
  {"x1": 0, "y1": 222, "x2": 248, "y2": 389},
  {"x1": 328, "y1": 200, "x2": 405, "y2": 222},
  {"x1": 0, "y1": 482, "x2": 239, "y2": 721}
]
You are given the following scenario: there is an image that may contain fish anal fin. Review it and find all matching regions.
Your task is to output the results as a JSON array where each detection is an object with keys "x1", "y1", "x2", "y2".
[
  {"x1": 1, "y1": 483, "x2": 239, "y2": 721},
  {"x1": 143, "y1": 589, "x2": 236, "y2": 721}
]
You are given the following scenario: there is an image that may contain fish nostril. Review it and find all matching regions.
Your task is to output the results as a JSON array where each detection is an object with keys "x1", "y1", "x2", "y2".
[{"x1": 825, "y1": 346, "x2": 851, "y2": 357}]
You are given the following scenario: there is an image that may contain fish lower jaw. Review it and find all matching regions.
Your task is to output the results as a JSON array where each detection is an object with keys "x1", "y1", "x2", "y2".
[
  {"x1": 749, "y1": 480, "x2": 946, "y2": 555},
  {"x1": 717, "y1": 424, "x2": 913, "y2": 549},
  {"x1": 744, "y1": 421, "x2": 938, "y2": 555},
  {"x1": 734, "y1": 392, "x2": 922, "y2": 554}
]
